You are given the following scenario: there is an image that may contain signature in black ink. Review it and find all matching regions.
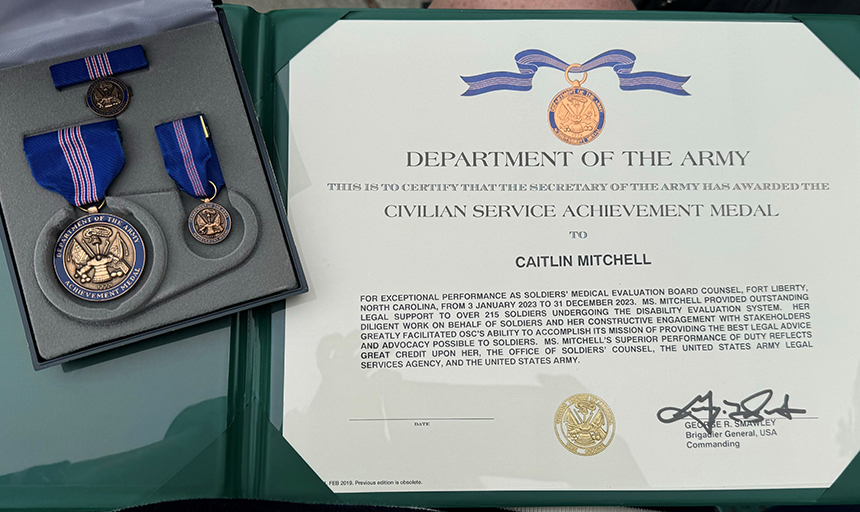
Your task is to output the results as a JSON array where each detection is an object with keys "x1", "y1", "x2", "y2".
[{"x1": 656, "y1": 389, "x2": 806, "y2": 434}]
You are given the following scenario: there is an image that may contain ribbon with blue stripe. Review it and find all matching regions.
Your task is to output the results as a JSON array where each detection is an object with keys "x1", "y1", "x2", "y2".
[
  {"x1": 50, "y1": 45, "x2": 148, "y2": 89},
  {"x1": 462, "y1": 49, "x2": 690, "y2": 97},
  {"x1": 155, "y1": 115, "x2": 225, "y2": 200},
  {"x1": 23, "y1": 120, "x2": 125, "y2": 208}
]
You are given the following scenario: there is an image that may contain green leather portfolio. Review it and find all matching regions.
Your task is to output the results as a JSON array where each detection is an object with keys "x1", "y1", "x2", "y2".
[{"x1": 1, "y1": 5, "x2": 859, "y2": 510}]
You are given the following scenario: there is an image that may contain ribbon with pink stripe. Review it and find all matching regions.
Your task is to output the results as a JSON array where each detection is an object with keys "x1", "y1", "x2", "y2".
[
  {"x1": 155, "y1": 115, "x2": 225, "y2": 200},
  {"x1": 23, "y1": 120, "x2": 125, "y2": 207},
  {"x1": 83, "y1": 53, "x2": 114, "y2": 80},
  {"x1": 50, "y1": 45, "x2": 147, "y2": 89}
]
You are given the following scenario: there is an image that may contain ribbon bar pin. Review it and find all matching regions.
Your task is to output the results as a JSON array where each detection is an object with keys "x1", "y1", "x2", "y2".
[{"x1": 50, "y1": 45, "x2": 148, "y2": 89}]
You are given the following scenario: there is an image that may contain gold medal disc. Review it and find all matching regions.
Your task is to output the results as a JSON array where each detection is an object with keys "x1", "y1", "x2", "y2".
[
  {"x1": 554, "y1": 393, "x2": 616, "y2": 456},
  {"x1": 547, "y1": 65, "x2": 606, "y2": 145}
]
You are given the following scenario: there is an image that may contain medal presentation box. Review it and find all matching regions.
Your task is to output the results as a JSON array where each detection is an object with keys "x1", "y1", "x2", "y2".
[{"x1": 0, "y1": 3, "x2": 306, "y2": 369}]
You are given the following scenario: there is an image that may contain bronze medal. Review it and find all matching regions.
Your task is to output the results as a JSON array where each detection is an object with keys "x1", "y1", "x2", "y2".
[
  {"x1": 188, "y1": 200, "x2": 231, "y2": 244},
  {"x1": 54, "y1": 212, "x2": 146, "y2": 301},
  {"x1": 86, "y1": 77, "x2": 131, "y2": 117}
]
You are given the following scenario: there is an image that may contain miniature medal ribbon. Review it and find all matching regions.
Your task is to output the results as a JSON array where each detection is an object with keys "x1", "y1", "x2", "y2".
[
  {"x1": 155, "y1": 115, "x2": 231, "y2": 244},
  {"x1": 49, "y1": 45, "x2": 148, "y2": 89},
  {"x1": 23, "y1": 120, "x2": 125, "y2": 207},
  {"x1": 461, "y1": 49, "x2": 690, "y2": 96},
  {"x1": 155, "y1": 115, "x2": 225, "y2": 200}
]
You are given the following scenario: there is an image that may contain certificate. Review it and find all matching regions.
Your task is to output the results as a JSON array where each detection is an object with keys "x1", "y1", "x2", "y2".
[{"x1": 283, "y1": 18, "x2": 860, "y2": 493}]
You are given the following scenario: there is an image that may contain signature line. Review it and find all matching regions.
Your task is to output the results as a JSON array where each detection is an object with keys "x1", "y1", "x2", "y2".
[{"x1": 349, "y1": 417, "x2": 494, "y2": 422}]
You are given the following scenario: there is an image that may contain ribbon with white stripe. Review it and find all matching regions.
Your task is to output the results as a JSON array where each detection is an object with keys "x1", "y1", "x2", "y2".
[
  {"x1": 23, "y1": 120, "x2": 125, "y2": 207},
  {"x1": 50, "y1": 45, "x2": 147, "y2": 89},
  {"x1": 462, "y1": 49, "x2": 690, "y2": 97}
]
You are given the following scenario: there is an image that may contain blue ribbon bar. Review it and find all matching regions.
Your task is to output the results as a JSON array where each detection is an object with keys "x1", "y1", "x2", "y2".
[
  {"x1": 23, "y1": 120, "x2": 125, "y2": 207},
  {"x1": 462, "y1": 49, "x2": 690, "y2": 96},
  {"x1": 155, "y1": 115, "x2": 225, "y2": 199},
  {"x1": 50, "y1": 45, "x2": 148, "y2": 89}
]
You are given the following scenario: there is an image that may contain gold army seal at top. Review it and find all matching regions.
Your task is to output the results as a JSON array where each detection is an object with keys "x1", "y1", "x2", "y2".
[{"x1": 554, "y1": 393, "x2": 616, "y2": 456}]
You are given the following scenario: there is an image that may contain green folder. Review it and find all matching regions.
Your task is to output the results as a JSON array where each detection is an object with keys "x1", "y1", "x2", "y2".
[{"x1": 1, "y1": 5, "x2": 859, "y2": 509}]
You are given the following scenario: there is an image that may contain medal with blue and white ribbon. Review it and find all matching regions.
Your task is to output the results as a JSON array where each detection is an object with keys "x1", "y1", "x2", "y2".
[
  {"x1": 50, "y1": 45, "x2": 148, "y2": 118},
  {"x1": 461, "y1": 49, "x2": 690, "y2": 145},
  {"x1": 23, "y1": 120, "x2": 145, "y2": 302},
  {"x1": 155, "y1": 115, "x2": 231, "y2": 245},
  {"x1": 547, "y1": 64, "x2": 606, "y2": 145}
]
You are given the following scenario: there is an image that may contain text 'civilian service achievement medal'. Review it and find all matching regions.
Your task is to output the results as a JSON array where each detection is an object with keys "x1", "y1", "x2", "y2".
[
  {"x1": 49, "y1": 45, "x2": 149, "y2": 118},
  {"x1": 155, "y1": 115, "x2": 231, "y2": 244},
  {"x1": 23, "y1": 120, "x2": 145, "y2": 302},
  {"x1": 461, "y1": 49, "x2": 690, "y2": 144}
]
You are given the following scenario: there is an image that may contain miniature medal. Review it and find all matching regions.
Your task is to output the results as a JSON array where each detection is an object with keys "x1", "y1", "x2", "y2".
[
  {"x1": 86, "y1": 77, "x2": 131, "y2": 117},
  {"x1": 547, "y1": 64, "x2": 605, "y2": 145},
  {"x1": 23, "y1": 120, "x2": 146, "y2": 301},
  {"x1": 188, "y1": 187, "x2": 231, "y2": 245},
  {"x1": 50, "y1": 45, "x2": 148, "y2": 117},
  {"x1": 155, "y1": 115, "x2": 231, "y2": 244}
]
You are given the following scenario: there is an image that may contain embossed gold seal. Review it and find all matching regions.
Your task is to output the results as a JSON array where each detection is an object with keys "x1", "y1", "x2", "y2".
[
  {"x1": 554, "y1": 393, "x2": 615, "y2": 456},
  {"x1": 547, "y1": 65, "x2": 605, "y2": 145}
]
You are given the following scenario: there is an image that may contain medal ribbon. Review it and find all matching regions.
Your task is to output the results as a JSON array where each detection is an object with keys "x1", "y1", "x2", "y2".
[
  {"x1": 462, "y1": 49, "x2": 690, "y2": 96},
  {"x1": 50, "y1": 45, "x2": 148, "y2": 89},
  {"x1": 23, "y1": 120, "x2": 125, "y2": 207},
  {"x1": 155, "y1": 115, "x2": 225, "y2": 199}
]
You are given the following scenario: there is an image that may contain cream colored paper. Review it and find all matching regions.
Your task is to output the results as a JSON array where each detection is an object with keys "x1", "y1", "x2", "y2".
[{"x1": 285, "y1": 19, "x2": 860, "y2": 492}]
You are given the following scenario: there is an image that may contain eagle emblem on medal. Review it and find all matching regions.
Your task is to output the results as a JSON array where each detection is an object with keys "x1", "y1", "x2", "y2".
[
  {"x1": 188, "y1": 202, "x2": 231, "y2": 244},
  {"x1": 86, "y1": 77, "x2": 131, "y2": 117},
  {"x1": 54, "y1": 214, "x2": 145, "y2": 301},
  {"x1": 548, "y1": 65, "x2": 605, "y2": 145},
  {"x1": 462, "y1": 49, "x2": 690, "y2": 146},
  {"x1": 554, "y1": 393, "x2": 616, "y2": 456}
]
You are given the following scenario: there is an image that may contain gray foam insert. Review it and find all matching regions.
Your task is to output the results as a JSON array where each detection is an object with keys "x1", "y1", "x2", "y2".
[{"x1": 0, "y1": 21, "x2": 299, "y2": 361}]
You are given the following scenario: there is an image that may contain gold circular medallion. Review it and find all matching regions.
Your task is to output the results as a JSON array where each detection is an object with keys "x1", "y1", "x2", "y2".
[
  {"x1": 548, "y1": 87, "x2": 605, "y2": 145},
  {"x1": 554, "y1": 393, "x2": 615, "y2": 456},
  {"x1": 54, "y1": 214, "x2": 146, "y2": 301}
]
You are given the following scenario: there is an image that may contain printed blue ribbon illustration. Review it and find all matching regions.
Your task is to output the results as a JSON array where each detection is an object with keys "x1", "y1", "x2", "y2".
[
  {"x1": 50, "y1": 45, "x2": 148, "y2": 89},
  {"x1": 462, "y1": 49, "x2": 690, "y2": 96},
  {"x1": 155, "y1": 115, "x2": 225, "y2": 199},
  {"x1": 23, "y1": 120, "x2": 125, "y2": 207}
]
